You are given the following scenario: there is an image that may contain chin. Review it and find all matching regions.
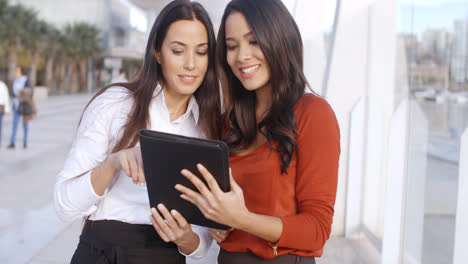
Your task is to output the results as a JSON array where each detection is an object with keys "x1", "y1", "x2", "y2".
[
  {"x1": 240, "y1": 80, "x2": 266, "y2": 92},
  {"x1": 179, "y1": 83, "x2": 201, "y2": 95}
]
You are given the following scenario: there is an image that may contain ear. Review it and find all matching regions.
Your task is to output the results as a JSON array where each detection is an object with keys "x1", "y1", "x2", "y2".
[{"x1": 155, "y1": 51, "x2": 161, "y2": 64}]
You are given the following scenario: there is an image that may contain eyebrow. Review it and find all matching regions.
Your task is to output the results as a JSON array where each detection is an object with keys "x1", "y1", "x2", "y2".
[
  {"x1": 169, "y1": 41, "x2": 208, "y2": 47},
  {"x1": 226, "y1": 31, "x2": 253, "y2": 41}
]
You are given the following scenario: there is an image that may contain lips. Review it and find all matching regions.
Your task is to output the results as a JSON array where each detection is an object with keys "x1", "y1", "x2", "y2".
[
  {"x1": 178, "y1": 75, "x2": 197, "y2": 84},
  {"x1": 239, "y1": 64, "x2": 260, "y2": 79}
]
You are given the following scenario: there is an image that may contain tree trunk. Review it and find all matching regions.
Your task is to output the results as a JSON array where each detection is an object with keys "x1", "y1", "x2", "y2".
[
  {"x1": 7, "y1": 41, "x2": 18, "y2": 93},
  {"x1": 45, "y1": 55, "x2": 54, "y2": 93},
  {"x1": 78, "y1": 59, "x2": 87, "y2": 93},
  {"x1": 55, "y1": 60, "x2": 66, "y2": 94},
  {"x1": 30, "y1": 50, "x2": 39, "y2": 88},
  {"x1": 95, "y1": 58, "x2": 102, "y2": 91},
  {"x1": 69, "y1": 62, "x2": 79, "y2": 93}
]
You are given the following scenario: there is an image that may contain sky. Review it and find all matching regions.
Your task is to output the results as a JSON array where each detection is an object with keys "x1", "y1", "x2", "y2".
[{"x1": 398, "y1": 0, "x2": 468, "y2": 35}]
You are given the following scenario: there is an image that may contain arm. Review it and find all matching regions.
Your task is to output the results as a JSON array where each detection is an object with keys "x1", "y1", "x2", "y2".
[
  {"x1": 273, "y1": 98, "x2": 340, "y2": 251},
  {"x1": 54, "y1": 90, "x2": 145, "y2": 222},
  {"x1": 54, "y1": 102, "x2": 110, "y2": 222},
  {"x1": 91, "y1": 146, "x2": 145, "y2": 196}
]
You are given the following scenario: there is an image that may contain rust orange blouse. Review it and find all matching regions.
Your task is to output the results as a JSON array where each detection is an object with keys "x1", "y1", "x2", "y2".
[{"x1": 219, "y1": 94, "x2": 340, "y2": 259}]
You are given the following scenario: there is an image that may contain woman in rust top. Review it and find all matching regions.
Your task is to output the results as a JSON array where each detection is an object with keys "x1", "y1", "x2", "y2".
[{"x1": 176, "y1": 0, "x2": 340, "y2": 263}]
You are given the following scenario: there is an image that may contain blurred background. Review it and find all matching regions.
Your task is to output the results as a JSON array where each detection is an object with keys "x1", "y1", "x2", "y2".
[{"x1": 0, "y1": 0, "x2": 468, "y2": 263}]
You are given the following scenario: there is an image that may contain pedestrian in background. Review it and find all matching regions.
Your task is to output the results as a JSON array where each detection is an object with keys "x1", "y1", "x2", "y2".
[
  {"x1": 8, "y1": 66, "x2": 34, "y2": 149},
  {"x1": 0, "y1": 80, "x2": 11, "y2": 148},
  {"x1": 111, "y1": 69, "x2": 128, "y2": 84}
]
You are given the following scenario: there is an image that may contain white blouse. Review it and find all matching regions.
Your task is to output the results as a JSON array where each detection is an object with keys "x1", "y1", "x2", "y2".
[{"x1": 54, "y1": 84, "x2": 213, "y2": 258}]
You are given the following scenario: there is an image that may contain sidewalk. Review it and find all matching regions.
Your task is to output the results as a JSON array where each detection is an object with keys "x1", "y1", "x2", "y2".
[{"x1": 0, "y1": 94, "x2": 379, "y2": 264}]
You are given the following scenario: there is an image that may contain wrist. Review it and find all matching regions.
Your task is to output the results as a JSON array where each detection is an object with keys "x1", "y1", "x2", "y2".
[
  {"x1": 232, "y1": 209, "x2": 252, "y2": 230},
  {"x1": 177, "y1": 231, "x2": 200, "y2": 255},
  {"x1": 106, "y1": 153, "x2": 121, "y2": 173}
]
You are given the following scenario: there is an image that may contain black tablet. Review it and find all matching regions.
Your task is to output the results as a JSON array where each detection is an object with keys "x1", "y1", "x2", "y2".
[{"x1": 139, "y1": 130, "x2": 230, "y2": 230}]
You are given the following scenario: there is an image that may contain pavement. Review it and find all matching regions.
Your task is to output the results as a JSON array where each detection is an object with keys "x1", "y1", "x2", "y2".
[{"x1": 0, "y1": 93, "x2": 381, "y2": 264}]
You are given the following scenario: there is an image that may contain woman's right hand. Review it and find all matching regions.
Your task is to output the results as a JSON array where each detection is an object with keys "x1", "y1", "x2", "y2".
[{"x1": 109, "y1": 146, "x2": 145, "y2": 185}]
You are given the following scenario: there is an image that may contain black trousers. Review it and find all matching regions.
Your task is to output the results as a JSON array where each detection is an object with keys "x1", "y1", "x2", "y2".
[
  {"x1": 218, "y1": 249, "x2": 316, "y2": 264},
  {"x1": 70, "y1": 220, "x2": 185, "y2": 264}
]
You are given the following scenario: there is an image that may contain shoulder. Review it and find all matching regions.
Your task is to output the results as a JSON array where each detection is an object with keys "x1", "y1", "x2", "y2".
[
  {"x1": 294, "y1": 93, "x2": 337, "y2": 123},
  {"x1": 84, "y1": 86, "x2": 133, "y2": 120},
  {"x1": 88, "y1": 86, "x2": 132, "y2": 110}
]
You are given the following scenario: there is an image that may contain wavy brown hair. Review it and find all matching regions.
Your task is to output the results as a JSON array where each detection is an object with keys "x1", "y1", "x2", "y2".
[
  {"x1": 218, "y1": 0, "x2": 314, "y2": 173},
  {"x1": 82, "y1": 0, "x2": 221, "y2": 153}
]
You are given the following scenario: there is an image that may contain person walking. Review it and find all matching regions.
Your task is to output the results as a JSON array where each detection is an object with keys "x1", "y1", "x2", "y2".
[
  {"x1": 8, "y1": 66, "x2": 33, "y2": 149},
  {"x1": 0, "y1": 80, "x2": 11, "y2": 148},
  {"x1": 111, "y1": 69, "x2": 128, "y2": 84}
]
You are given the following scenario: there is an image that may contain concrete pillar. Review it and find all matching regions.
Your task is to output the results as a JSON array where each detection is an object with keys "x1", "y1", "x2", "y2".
[
  {"x1": 292, "y1": 0, "x2": 328, "y2": 95},
  {"x1": 381, "y1": 100, "x2": 409, "y2": 264},
  {"x1": 381, "y1": 100, "x2": 428, "y2": 264},
  {"x1": 453, "y1": 128, "x2": 468, "y2": 264},
  {"x1": 345, "y1": 97, "x2": 366, "y2": 239},
  {"x1": 403, "y1": 102, "x2": 428, "y2": 264},
  {"x1": 326, "y1": 0, "x2": 372, "y2": 236},
  {"x1": 326, "y1": 0, "x2": 398, "y2": 237}
]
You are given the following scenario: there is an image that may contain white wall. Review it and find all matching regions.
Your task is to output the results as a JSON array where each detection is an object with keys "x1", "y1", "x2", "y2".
[
  {"x1": 382, "y1": 100, "x2": 409, "y2": 264},
  {"x1": 326, "y1": 0, "x2": 400, "y2": 241},
  {"x1": 293, "y1": 0, "x2": 327, "y2": 95},
  {"x1": 364, "y1": 0, "x2": 399, "y2": 238},
  {"x1": 326, "y1": 0, "x2": 372, "y2": 236},
  {"x1": 345, "y1": 98, "x2": 366, "y2": 238},
  {"x1": 453, "y1": 128, "x2": 468, "y2": 264}
]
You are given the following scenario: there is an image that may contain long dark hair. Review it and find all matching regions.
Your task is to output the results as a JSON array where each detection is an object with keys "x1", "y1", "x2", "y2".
[
  {"x1": 218, "y1": 0, "x2": 313, "y2": 173},
  {"x1": 83, "y1": 0, "x2": 221, "y2": 153}
]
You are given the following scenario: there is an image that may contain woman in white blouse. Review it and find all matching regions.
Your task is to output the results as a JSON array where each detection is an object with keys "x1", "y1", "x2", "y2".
[{"x1": 54, "y1": 1, "x2": 221, "y2": 263}]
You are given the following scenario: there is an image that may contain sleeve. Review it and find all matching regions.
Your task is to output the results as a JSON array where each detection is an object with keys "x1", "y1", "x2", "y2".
[
  {"x1": 178, "y1": 225, "x2": 214, "y2": 259},
  {"x1": 275, "y1": 97, "x2": 340, "y2": 251},
  {"x1": 54, "y1": 93, "x2": 117, "y2": 222}
]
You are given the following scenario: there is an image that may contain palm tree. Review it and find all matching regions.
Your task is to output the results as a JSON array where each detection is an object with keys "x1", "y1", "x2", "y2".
[
  {"x1": 43, "y1": 24, "x2": 62, "y2": 93},
  {"x1": 0, "y1": 0, "x2": 8, "y2": 71},
  {"x1": 63, "y1": 23, "x2": 102, "y2": 93},
  {"x1": 63, "y1": 24, "x2": 80, "y2": 93},
  {"x1": 24, "y1": 19, "x2": 48, "y2": 88},
  {"x1": 0, "y1": 3, "x2": 37, "y2": 88},
  {"x1": 78, "y1": 24, "x2": 102, "y2": 93}
]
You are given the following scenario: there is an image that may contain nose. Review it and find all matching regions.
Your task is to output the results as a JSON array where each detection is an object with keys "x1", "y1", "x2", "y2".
[
  {"x1": 184, "y1": 51, "x2": 195, "y2": 71},
  {"x1": 237, "y1": 44, "x2": 252, "y2": 62}
]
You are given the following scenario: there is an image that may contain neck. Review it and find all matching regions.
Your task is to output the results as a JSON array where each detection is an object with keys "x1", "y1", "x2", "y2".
[
  {"x1": 162, "y1": 84, "x2": 191, "y2": 122},
  {"x1": 255, "y1": 84, "x2": 272, "y2": 122}
]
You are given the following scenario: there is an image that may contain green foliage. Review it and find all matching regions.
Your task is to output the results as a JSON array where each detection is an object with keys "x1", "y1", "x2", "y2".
[
  {"x1": 64, "y1": 22, "x2": 103, "y2": 61},
  {"x1": 0, "y1": 1, "x2": 103, "y2": 62},
  {"x1": 0, "y1": 3, "x2": 38, "y2": 46}
]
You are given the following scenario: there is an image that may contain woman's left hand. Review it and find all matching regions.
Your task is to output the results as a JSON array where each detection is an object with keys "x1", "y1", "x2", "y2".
[
  {"x1": 150, "y1": 204, "x2": 200, "y2": 255},
  {"x1": 175, "y1": 164, "x2": 249, "y2": 229}
]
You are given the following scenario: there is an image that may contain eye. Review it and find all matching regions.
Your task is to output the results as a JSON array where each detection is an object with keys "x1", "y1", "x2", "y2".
[
  {"x1": 172, "y1": 49, "x2": 183, "y2": 55},
  {"x1": 226, "y1": 44, "x2": 238, "y2": 51},
  {"x1": 249, "y1": 40, "x2": 258, "y2": 45},
  {"x1": 197, "y1": 50, "x2": 208, "y2": 56}
]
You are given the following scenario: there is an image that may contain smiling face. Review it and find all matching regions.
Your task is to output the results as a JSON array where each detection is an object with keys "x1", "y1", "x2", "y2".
[
  {"x1": 156, "y1": 19, "x2": 209, "y2": 97},
  {"x1": 224, "y1": 12, "x2": 271, "y2": 92}
]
